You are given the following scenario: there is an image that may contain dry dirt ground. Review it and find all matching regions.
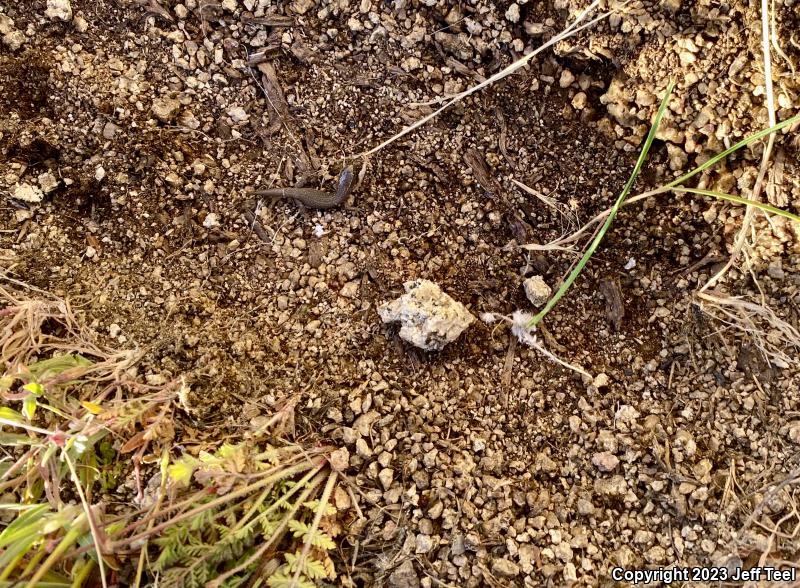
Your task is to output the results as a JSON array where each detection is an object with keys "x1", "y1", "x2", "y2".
[{"x1": 2, "y1": 0, "x2": 800, "y2": 585}]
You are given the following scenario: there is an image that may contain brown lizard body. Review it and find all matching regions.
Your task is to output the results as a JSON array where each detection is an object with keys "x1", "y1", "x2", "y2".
[{"x1": 248, "y1": 167, "x2": 354, "y2": 209}]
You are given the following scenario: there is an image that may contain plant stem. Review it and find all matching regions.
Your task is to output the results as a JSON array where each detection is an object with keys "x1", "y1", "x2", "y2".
[
  {"x1": 113, "y1": 458, "x2": 324, "y2": 549},
  {"x1": 527, "y1": 81, "x2": 676, "y2": 328},
  {"x1": 663, "y1": 114, "x2": 799, "y2": 190},
  {"x1": 207, "y1": 469, "x2": 329, "y2": 588},
  {"x1": 24, "y1": 518, "x2": 87, "y2": 588},
  {"x1": 291, "y1": 471, "x2": 337, "y2": 587}
]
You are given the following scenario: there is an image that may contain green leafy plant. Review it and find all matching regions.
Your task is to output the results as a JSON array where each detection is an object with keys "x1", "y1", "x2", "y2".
[
  {"x1": 0, "y1": 284, "x2": 347, "y2": 587},
  {"x1": 103, "y1": 441, "x2": 340, "y2": 588},
  {"x1": 0, "y1": 286, "x2": 175, "y2": 587},
  {"x1": 1, "y1": 356, "x2": 109, "y2": 586},
  {"x1": 0, "y1": 350, "x2": 178, "y2": 587}
]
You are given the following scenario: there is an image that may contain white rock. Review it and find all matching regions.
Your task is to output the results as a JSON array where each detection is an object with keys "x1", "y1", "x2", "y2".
[
  {"x1": 0, "y1": 14, "x2": 16, "y2": 35},
  {"x1": 559, "y1": 69, "x2": 575, "y2": 88},
  {"x1": 465, "y1": 18, "x2": 483, "y2": 35},
  {"x1": 291, "y1": 0, "x2": 314, "y2": 14},
  {"x1": 787, "y1": 421, "x2": 800, "y2": 443},
  {"x1": 555, "y1": 542, "x2": 574, "y2": 562},
  {"x1": 355, "y1": 438, "x2": 373, "y2": 459},
  {"x1": 415, "y1": 534, "x2": 433, "y2": 554},
  {"x1": 203, "y1": 212, "x2": 220, "y2": 229},
  {"x1": 340, "y1": 281, "x2": 359, "y2": 299},
  {"x1": 37, "y1": 172, "x2": 59, "y2": 193},
  {"x1": 679, "y1": 51, "x2": 696, "y2": 66},
  {"x1": 388, "y1": 559, "x2": 418, "y2": 588},
  {"x1": 492, "y1": 558, "x2": 520, "y2": 577},
  {"x1": 0, "y1": 14, "x2": 25, "y2": 50},
  {"x1": 505, "y1": 3, "x2": 520, "y2": 22},
  {"x1": 563, "y1": 562, "x2": 578, "y2": 583},
  {"x1": 577, "y1": 498, "x2": 594, "y2": 515},
  {"x1": 15, "y1": 210, "x2": 33, "y2": 223},
  {"x1": 592, "y1": 451, "x2": 619, "y2": 472},
  {"x1": 191, "y1": 161, "x2": 206, "y2": 176},
  {"x1": 95, "y1": 166, "x2": 106, "y2": 182},
  {"x1": 2, "y1": 28, "x2": 25, "y2": 51},
  {"x1": 329, "y1": 447, "x2": 349, "y2": 471},
  {"x1": 12, "y1": 183, "x2": 44, "y2": 203},
  {"x1": 389, "y1": 559, "x2": 419, "y2": 588},
  {"x1": 102, "y1": 122, "x2": 120, "y2": 139},
  {"x1": 615, "y1": 404, "x2": 640, "y2": 428},
  {"x1": 45, "y1": 0, "x2": 73, "y2": 21},
  {"x1": 523, "y1": 275, "x2": 551, "y2": 307},
  {"x1": 227, "y1": 106, "x2": 249, "y2": 123},
  {"x1": 378, "y1": 279, "x2": 475, "y2": 351},
  {"x1": 378, "y1": 468, "x2": 394, "y2": 490},
  {"x1": 73, "y1": 13, "x2": 88, "y2": 32}
]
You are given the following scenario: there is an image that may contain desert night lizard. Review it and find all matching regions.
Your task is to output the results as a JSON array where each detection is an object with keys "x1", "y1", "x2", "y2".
[{"x1": 248, "y1": 167, "x2": 354, "y2": 209}]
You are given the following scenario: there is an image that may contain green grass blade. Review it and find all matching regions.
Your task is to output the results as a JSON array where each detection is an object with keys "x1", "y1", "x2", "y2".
[
  {"x1": 671, "y1": 187, "x2": 800, "y2": 223},
  {"x1": 0, "y1": 504, "x2": 49, "y2": 548},
  {"x1": 527, "y1": 81, "x2": 676, "y2": 328},
  {"x1": 28, "y1": 354, "x2": 93, "y2": 381},
  {"x1": 0, "y1": 408, "x2": 24, "y2": 423},
  {"x1": 665, "y1": 114, "x2": 800, "y2": 189},
  {"x1": 24, "y1": 523, "x2": 86, "y2": 588},
  {"x1": 0, "y1": 534, "x2": 38, "y2": 579},
  {"x1": 0, "y1": 433, "x2": 38, "y2": 446}
]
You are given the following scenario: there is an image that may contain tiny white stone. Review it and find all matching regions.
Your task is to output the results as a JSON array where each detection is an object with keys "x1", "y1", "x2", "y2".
[
  {"x1": 203, "y1": 212, "x2": 220, "y2": 229},
  {"x1": 152, "y1": 97, "x2": 181, "y2": 122},
  {"x1": 340, "y1": 281, "x2": 359, "y2": 299},
  {"x1": 592, "y1": 451, "x2": 620, "y2": 472},
  {"x1": 102, "y1": 122, "x2": 120, "y2": 139},
  {"x1": 559, "y1": 69, "x2": 575, "y2": 88},
  {"x1": 12, "y1": 183, "x2": 44, "y2": 203},
  {"x1": 523, "y1": 275, "x2": 551, "y2": 307},
  {"x1": 624, "y1": 257, "x2": 636, "y2": 270},
  {"x1": 505, "y1": 3, "x2": 521, "y2": 22},
  {"x1": 45, "y1": 0, "x2": 73, "y2": 21},
  {"x1": 95, "y1": 166, "x2": 106, "y2": 182},
  {"x1": 227, "y1": 106, "x2": 249, "y2": 123},
  {"x1": 73, "y1": 14, "x2": 88, "y2": 32}
]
